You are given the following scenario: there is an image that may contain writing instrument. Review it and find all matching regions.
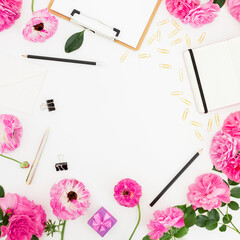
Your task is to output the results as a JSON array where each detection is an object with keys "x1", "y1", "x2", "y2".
[
  {"x1": 22, "y1": 55, "x2": 103, "y2": 66},
  {"x1": 26, "y1": 128, "x2": 50, "y2": 185},
  {"x1": 150, "y1": 149, "x2": 203, "y2": 207}
]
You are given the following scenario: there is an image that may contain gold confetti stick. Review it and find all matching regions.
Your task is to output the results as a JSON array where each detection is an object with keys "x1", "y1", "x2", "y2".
[
  {"x1": 168, "y1": 29, "x2": 179, "y2": 38},
  {"x1": 182, "y1": 108, "x2": 189, "y2": 120},
  {"x1": 148, "y1": 34, "x2": 156, "y2": 45},
  {"x1": 171, "y1": 38, "x2": 182, "y2": 46},
  {"x1": 195, "y1": 130, "x2": 204, "y2": 141},
  {"x1": 208, "y1": 119, "x2": 212, "y2": 132},
  {"x1": 157, "y1": 19, "x2": 169, "y2": 26},
  {"x1": 157, "y1": 29, "x2": 161, "y2": 41},
  {"x1": 181, "y1": 98, "x2": 191, "y2": 106},
  {"x1": 215, "y1": 113, "x2": 220, "y2": 126},
  {"x1": 179, "y1": 69, "x2": 184, "y2": 81},
  {"x1": 190, "y1": 121, "x2": 202, "y2": 127},
  {"x1": 171, "y1": 20, "x2": 181, "y2": 30},
  {"x1": 159, "y1": 64, "x2": 172, "y2": 69},
  {"x1": 198, "y1": 32, "x2": 206, "y2": 44},
  {"x1": 157, "y1": 48, "x2": 170, "y2": 54},
  {"x1": 171, "y1": 91, "x2": 184, "y2": 95},
  {"x1": 185, "y1": 34, "x2": 191, "y2": 47},
  {"x1": 138, "y1": 54, "x2": 151, "y2": 58},
  {"x1": 120, "y1": 51, "x2": 129, "y2": 63}
]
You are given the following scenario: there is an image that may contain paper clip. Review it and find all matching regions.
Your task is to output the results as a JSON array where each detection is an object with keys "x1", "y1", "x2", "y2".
[
  {"x1": 120, "y1": 51, "x2": 129, "y2": 63},
  {"x1": 182, "y1": 108, "x2": 189, "y2": 120},
  {"x1": 157, "y1": 19, "x2": 169, "y2": 26},
  {"x1": 170, "y1": 38, "x2": 182, "y2": 46},
  {"x1": 215, "y1": 113, "x2": 220, "y2": 126},
  {"x1": 40, "y1": 99, "x2": 56, "y2": 112},
  {"x1": 179, "y1": 69, "x2": 184, "y2": 81},
  {"x1": 159, "y1": 64, "x2": 172, "y2": 69},
  {"x1": 55, "y1": 154, "x2": 68, "y2": 171},
  {"x1": 181, "y1": 98, "x2": 191, "y2": 106},
  {"x1": 190, "y1": 121, "x2": 202, "y2": 127},
  {"x1": 157, "y1": 48, "x2": 170, "y2": 54},
  {"x1": 171, "y1": 20, "x2": 181, "y2": 30},
  {"x1": 148, "y1": 34, "x2": 156, "y2": 45},
  {"x1": 207, "y1": 119, "x2": 212, "y2": 132},
  {"x1": 168, "y1": 29, "x2": 179, "y2": 38},
  {"x1": 198, "y1": 32, "x2": 206, "y2": 44},
  {"x1": 138, "y1": 54, "x2": 151, "y2": 58},
  {"x1": 195, "y1": 130, "x2": 204, "y2": 141},
  {"x1": 185, "y1": 34, "x2": 191, "y2": 47},
  {"x1": 171, "y1": 91, "x2": 184, "y2": 95},
  {"x1": 157, "y1": 29, "x2": 161, "y2": 41}
]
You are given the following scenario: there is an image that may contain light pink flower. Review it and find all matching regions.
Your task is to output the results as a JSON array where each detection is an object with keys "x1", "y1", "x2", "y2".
[
  {"x1": 23, "y1": 8, "x2": 58, "y2": 42},
  {"x1": 0, "y1": 0, "x2": 22, "y2": 32},
  {"x1": 148, "y1": 207, "x2": 184, "y2": 240},
  {"x1": 182, "y1": 0, "x2": 220, "y2": 27},
  {"x1": 222, "y1": 111, "x2": 240, "y2": 138},
  {"x1": 166, "y1": 0, "x2": 200, "y2": 20},
  {"x1": 223, "y1": 154, "x2": 240, "y2": 183},
  {"x1": 114, "y1": 178, "x2": 142, "y2": 208},
  {"x1": 227, "y1": 0, "x2": 240, "y2": 22},
  {"x1": 187, "y1": 173, "x2": 230, "y2": 211},
  {"x1": 0, "y1": 114, "x2": 23, "y2": 154},
  {"x1": 210, "y1": 131, "x2": 240, "y2": 171},
  {"x1": 50, "y1": 178, "x2": 90, "y2": 220}
]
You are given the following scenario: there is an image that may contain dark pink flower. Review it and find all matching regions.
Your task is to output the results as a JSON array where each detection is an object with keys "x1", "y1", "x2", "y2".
[
  {"x1": 223, "y1": 154, "x2": 240, "y2": 183},
  {"x1": 222, "y1": 111, "x2": 240, "y2": 138},
  {"x1": 227, "y1": 0, "x2": 240, "y2": 22},
  {"x1": 114, "y1": 178, "x2": 142, "y2": 207}
]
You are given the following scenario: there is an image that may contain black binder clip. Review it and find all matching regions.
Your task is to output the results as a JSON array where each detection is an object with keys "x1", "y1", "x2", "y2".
[
  {"x1": 40, "y1": 99, "x2": 56, "y2": 112},
  {"x1": 55, "y1": 154, "x2": 68, "y2": 171}
]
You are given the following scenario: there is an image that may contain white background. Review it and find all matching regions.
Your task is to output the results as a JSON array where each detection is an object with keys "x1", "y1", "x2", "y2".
[{"x1": 0, "y1": 0, "x2": 240, "y2": 239}]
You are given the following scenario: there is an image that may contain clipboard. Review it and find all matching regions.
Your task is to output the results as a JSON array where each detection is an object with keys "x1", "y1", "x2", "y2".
[{"x1": 48, "y1": 0, "x2": 162, "y2": 50}]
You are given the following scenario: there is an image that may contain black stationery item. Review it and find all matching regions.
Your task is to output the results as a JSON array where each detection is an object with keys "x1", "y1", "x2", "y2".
[
  {"x1": 41, "y1": 99, "x2": 56, "y2": 112},
  {"x1": 55, "y1": 154, "x2": 68, "y2": 171},
  {"x1": 150, "y1": 149, "x2": 203, "y2": 207}
]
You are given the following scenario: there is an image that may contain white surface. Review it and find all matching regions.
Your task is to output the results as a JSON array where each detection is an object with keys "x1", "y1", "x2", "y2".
[{"x1": 0, "y1": 0, "x2": 240, "y2": 240}]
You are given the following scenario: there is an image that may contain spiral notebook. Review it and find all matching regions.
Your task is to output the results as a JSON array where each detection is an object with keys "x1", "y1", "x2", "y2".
[{"x1": 184, "y1": 36, "x2": 240, "y2": 114}]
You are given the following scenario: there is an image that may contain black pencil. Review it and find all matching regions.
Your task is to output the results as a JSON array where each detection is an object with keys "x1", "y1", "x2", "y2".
[
  {"x1": 150, "y1": 149, "x2": 203, "y2": 207},
  {"x1": 22, "y1": 55, "x2": 102, "y2": 66}
]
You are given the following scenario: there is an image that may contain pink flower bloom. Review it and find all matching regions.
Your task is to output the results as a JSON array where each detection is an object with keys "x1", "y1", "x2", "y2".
[
  {"x1": 182, "y1": 0, "x2": 220, "y2": 27},
  {"x1": 228, "y1": 0, "x2": 240, "y2": 22},
  {"x1": 187, "y1": 173, "x2": 230, "y2": 211},
  {"x1": 222, "y1": 111, "x2": 240, "y2": 138},
  {"x1": 148, "y1": 207, "x2": 184, "y2": 240},
  {"x1": 0, "y1": 0, "x2": 22, "y2": 32},
  {"x1": 210, "y1": 131, "x2": 240, "y2": 171},
  {"x1": 23, "y1": 8, "x2": 58, "y2": 42},
  {"x1": 223, "y1": 154, "x2": 240, "y2": 183},
  {"x1": 166, "y1": 0, "x2": 199, "y2": 20},
  {"x1": 0, "y1": 114, "x2": 23, "y2": 154},
  {"x1": 114, "y1": 178, "x2": 142, "y2": 208},
  {"x1": 50, "y1": 179, "x2": 90, "y2": 220}
]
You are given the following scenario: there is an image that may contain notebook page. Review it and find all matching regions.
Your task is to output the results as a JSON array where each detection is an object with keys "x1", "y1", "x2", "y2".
[{"x1": 51, "y1": 0, "x2": 158, "y2": 48}]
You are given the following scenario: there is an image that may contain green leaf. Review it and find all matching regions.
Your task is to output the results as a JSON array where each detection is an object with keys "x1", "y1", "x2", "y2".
[
  {"x1": 31, "y1": 236, "x2": 39, "y2": 240},
  {"x1": 198, "y1": 208, "x2": 208, "y2": 214},
  {"x1": 174, "y1": 226, "x2": 189, "y2": 238},
  {"x1": 231, "y1": 187, "x2": 240, "y2": 198},
  {"x1": 2, "y1": 214, "x2": 9, "y2": 226},
  {"x1": 0, "y1": 186, "x2": 4, "y2": 198},
  {"x1": 223, "y1": 214, "x2": 232, "y2": 224},
  {"x1": 221, "y1": 202, "x2": 226, "y2": 207},
  {"x1": 176, "y1": 204, "x2": 187, "y2": 213},
  {"x1": 65, "y1": 30, "x2": 85, "y2": 53},
  {"x1": 213, "y1": 0, "x2": 226, "y2": 8},
  {"x1": 208, "y1": 209, "x2": 220, "y2": 222},
  {"x1": 228, "y1": 179, "x2": 239, "y2": 186},
  {"x1": 142, "y1": 235, "x2": 151, "y2": 240},
  {"x1": 219, "y1": 225, "x2": 227, "y2": 232},
  {"x1": 212, "y1": 166, "x2": 222, "y2": 173},
  {"x1": 223, "y1": 180, "x2": 229, "y2": 187},
  {"x1": 228, "y1": 201, "x2": 239, "y2": 211},
  {"x1": 196, "y1": 215, "x2": 209, "y2": 228},
  {"x1": 184, "y1": 205, "x2": 194, "y2": 216},
  {"x1": 0, "y1": 208, "x2": 3, "y2": 220},
  {"x1": 159, "y1": 233, "x2": 172, "y2": 240},
  {"x1": 184, "y1": 212, "x2": 196, "y2": 228},
  {"x1": 205, "y1": 220, "x2": 218, "y2": 231}
]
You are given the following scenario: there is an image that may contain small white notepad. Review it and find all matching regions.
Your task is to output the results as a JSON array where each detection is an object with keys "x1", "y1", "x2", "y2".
[{"x1": 184, "y1": 36, "x2": 240, "y2": 114}]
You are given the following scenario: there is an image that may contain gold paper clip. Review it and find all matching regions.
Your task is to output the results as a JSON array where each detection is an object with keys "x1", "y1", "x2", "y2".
[
  {"x1": 171, "y1": 91, "x2": 184, "y2": 95},
  {"x1": 157, "y1": 29, "x2": 161, "y2": 41},
  {"x1": 182, "y1": 108, "x2": 189, "y2": 120},
  {"x1": 138, "y1": 54, "x2": 151, "y2": 58},
  {"x1": 198, "y1": 32, "x2": 206, "y2": 44},
  {"x1": 191, "y1": 121, "x2": 202, "y2": 127},
  {"x1": 157, "y1": 48, "x2": 170, "y2": 54},
  {"x1": 168, "y1": 29, "x2": 179, "y2": 38},
  {"x1": 207, "y1": 119, "x2": 212, "y2": 132},
  {"x1": 215, "y1": 113, "x2": 220, "y2": 126},
  {"x1": 120, "y1": 51, "x2": 129, "y2": 63},
  {"x1": 157, "y1": 19, "x2": 169, "y2": 26},
  {"x1": 181, "y1": 98, "x2": 191, "y2": 106},
  {"x1": 159, "y1": 64, "x2": 172, "y2": 69},
  {"x1": 148, "y1": 34, "x2": 156, "y2": 45},
  {"x1": 179, "y1": 69, "x2": 184, "y2": 81},
  {"x1": 171, "y1": 20, "x2": 181, "y2": 30},
  {"x1": 195, "y1": 130, "x2": 204, "y2": 141},
  {"x1": 185, "y1": 34, "x2": 191, "y2": 47},
  {"x1": 171, "y1": 38, "x2": 182, "y2": 46}
]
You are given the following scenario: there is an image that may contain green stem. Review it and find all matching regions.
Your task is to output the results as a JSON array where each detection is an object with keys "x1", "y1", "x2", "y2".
[
  {"x1": 219, "y1": 223, "x2": 238, "y2": 233},
  {"x1": 129, "y1": 204, "x2": 141, "y2": 240},
  {"x1": 0, "y1": 154, "x2": 21, "y2": 165},
  {"x1": 31, "y1": 0, "x2": 34, "y2": 13},
  {"x1": 61, "y1": 220, "x2": 66, "y2": 240}
]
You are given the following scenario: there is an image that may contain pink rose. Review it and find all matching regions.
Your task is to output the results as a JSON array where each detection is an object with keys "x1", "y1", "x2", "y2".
[
  {"x1": 222, "y1": 111, "x2": 240, "y2": 138},
  {"x1": 210, "y1": 131, "x2": 240, "y2": 171},
  {"x1": 0, "y1": 193, "x2": 18, "y2": 212},
  {"x1": 182, "y1": 0, "x2": 220, "y2": 27},
  {"x1": 223, "y1": 154, "x2": 240, "y2": 183},
  {"x1": 188, "y1": 173, "x2": 230, "y2": 211},
  {"x1": 166, "y1": 0, "x2": 200, "y2": 20},
  {"x1": 227, "y1": 0, "x2": 240, "y2": 22}
]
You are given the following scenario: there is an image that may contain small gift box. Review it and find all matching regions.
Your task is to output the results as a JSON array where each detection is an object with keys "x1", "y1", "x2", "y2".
[{"x1": 88, "y1": 207, "x2": 117, "y2": 237}]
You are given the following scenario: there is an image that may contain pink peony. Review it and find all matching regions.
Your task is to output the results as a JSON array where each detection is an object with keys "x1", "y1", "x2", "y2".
[
  {"x1": 114, "y1": 178, "x2": 142, "y2": 208},
  {"x1": 0, "y1": 114, "x2": 23, "y2": 154},
  {"x1": 50, "y1": 178, "x2": 90, "y2": 220},
  {"x1": 182, "y1": 0, "x2": 220, "y2": 27},
  {"x1": 0, "y1": 0, "x2": 22, "y2": 32},
  {"x1": 148, "y1": 207, "x2": 184, "y2": 240},
  {"x1": 210, "y1": 131, "x2": 240, "y2": 171},
  {"x1": 187, "y1": 173, "x2": 230, "y2": 211},
  {"x1": 222, "y1": 111, "x2": 240, "y2": 138},
  {"x1": 166, "y1": 0, "x2": 200, "y2": 20},
  {"x1": 223, "y1": 154, "x2": 240, "y2": 183},
  {"x1": 227, "y1": 0, "x2": 240, "y2": 22},
  {"x1": 22, "y1": 8, "x2": 58, "y2": 42}
]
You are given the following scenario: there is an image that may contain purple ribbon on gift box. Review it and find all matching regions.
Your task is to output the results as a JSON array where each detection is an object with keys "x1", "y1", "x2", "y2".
[{"x1": 92, "y1": 212, "x2": 112, "y2": 232}]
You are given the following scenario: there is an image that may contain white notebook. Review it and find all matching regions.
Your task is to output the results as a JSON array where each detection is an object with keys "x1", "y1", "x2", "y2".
[{"x1": 184, "y1": 36, "x2": 240, "y2": 114}]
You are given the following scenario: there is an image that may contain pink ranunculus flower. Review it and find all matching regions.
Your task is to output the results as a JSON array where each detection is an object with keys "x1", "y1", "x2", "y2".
[
  {"x1": 227, "y1": 0, "x2": 240, "y2": 22},
  {"x1": 0, "y1": 114, "x2": 23, "y2": 154},
  {"x1": 210, "y1": 131, "x2": 240, "y2": 171},
  {"x1": 148, "y1": 207, "x2": 184, "y2": 240},
  {"x1": 23, "y1": 8, "x2": 58, "y2": 42},
  {"x1": 222, "y1": 111, "x2": 240, "y2": 138},
  {"x1": 188, "y1": 173, "x2": 230, "y2": 211},
  {"x1": 114, "y1": 178, "x2": 142, "y2": 208},
  {"x1": 0, "y1": 0, "x2": 22, "y2": 32},
  {"x1": 182, "y1": 0, "x2": 220, "y2": 27},
  {"x1": 223, "y1": 154, "x2": 240, "y2": 183},
  {"x1": 166, "y1": 0, "x2": 200, "y2": 20},
  {"x1": 50, "y1": 178, "x2": 90, "y2": 220}
]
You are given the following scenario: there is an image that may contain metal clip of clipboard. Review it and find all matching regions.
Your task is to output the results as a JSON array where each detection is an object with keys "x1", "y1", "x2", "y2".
[{"x1": 70, "y1": 9, "x2": 120, "y2": 41}]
